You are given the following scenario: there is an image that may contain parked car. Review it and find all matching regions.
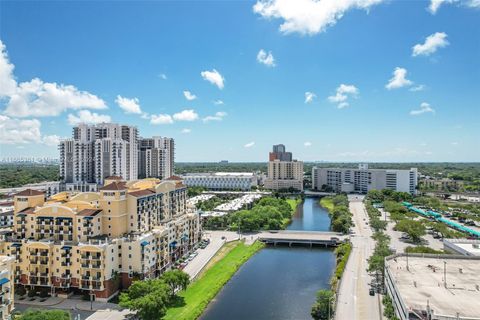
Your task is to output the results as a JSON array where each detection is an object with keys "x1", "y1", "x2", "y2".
[{"x1": 369, "y1": 289, "x2": 375, "y2": 296}]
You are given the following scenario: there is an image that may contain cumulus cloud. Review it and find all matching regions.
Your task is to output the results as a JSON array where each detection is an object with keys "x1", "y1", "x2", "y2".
[
  {"x1": 159, "y1": 73, "x2": 167, "y2": 80},
  {"x1": 201, "y1": 69, "x2": 225, "y2": 89},
  {"x1": 427, "y1": 0, "x2": 479, "y2": 14},
  {"x1": 0, "y1": 40, "x2": 107, "y2": 118},
  {"x1": 181, "y1": 128, "x2": 191, "y2": 134},
  {"x1": 244, "y1": 141, "x2": 255, "y2": 148},
  {"x1": 115, "y1": 95, "x2": 142, "y2": 114},
  {"x1": 0, "y1": 115, "x2": 62, "y2": 146},
  {"x1": 253, "y1": 0, "x2": 384, "y2": 35},
  {"x1": 428, "y1": 0, "x2": 453, "y2": 14},
  {"x1": 67, "y1": 110, "x2": 112, "y2": 125},
  {"x1": 304, "y1": 91, "x2": 316, "y2": 104},
  {"x1": 304, "y1": 141, "x2": 312, "y2": 147},
  {"x1": 203, "y1": 111, "x2": 227, "y2": 122},
  {"x1": 257, "y1": 49, "x2": 276, "y2": 67},
  {"x1": 150, "y1": 114, "x2": 174, "y2": 125},
  {"x1": 410, "y1": 102, "x2": 435, "y2": 115},
  {"x1": 412, "y1": 32, "x2": 449, "y2": 57},
  {"x1": 328, "y1": 84, "x2": 359, "y2": 108},
  {"x1": 183, "y1": 90, "x2": 197, "y2": 101},
  {"x1": 385, "y1": 67, "x2": 413, "y2": 90},
  {"x1": 173, "y1": 109, "x2": 199, "y2": 121}
]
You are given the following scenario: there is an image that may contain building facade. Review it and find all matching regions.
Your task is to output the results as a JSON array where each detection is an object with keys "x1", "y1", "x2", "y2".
[
  {"x1": 182, "y1": 172, "x2": 258, "y2": 191},
  {"x1": 0, "y1": 256, "x2": 14, "y2": 320},
  {"x1": 138, "y1": 137, "x2": 175, "y2": 180},
  {"x1": 60, "y1": 123, "x2": 139, "y2": 186},
  {"x1": 312, "y1": 164, "x2": 418, "y2": 194},
  {"x1": 2, "y1": 177, "x2": 200, "y2": 301},
  {"x1": 264, "y1": 145, "x2": 303, "y2": 191}
]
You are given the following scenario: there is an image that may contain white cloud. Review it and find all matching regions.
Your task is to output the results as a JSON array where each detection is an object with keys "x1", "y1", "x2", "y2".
[
  {"x1": 410, "y1": 102, "x2": 435, "y2": 116},
  {"x1": 0, "y1": 40, "x2": 107, "y2": 118},
  {"x1": 115, "y1": 95, "x2": 142, "y2": 114},
  {"x1": 159, "y1": 73, "x2": 167, "y2": 80},
  {"x1": 428, "y1": 0, "x2": 453, "y2": 14},
  {"x1": 304, "y1": 91, "x2": 316, "y2": 103},
  {"x1": 0, "y1": 115, "x2": 41, "y2": 144},
  {"x1": 67, "y1": 110, "x2": 112, "y2": 125},
  {"x1": 150, "y1": 114, "x2": 174, "y2": 125},
  {"x1": 244, "y1": 141, "x2": 255, "y2": 148},
  {"x1": 181, "y1": 128, "x2": 191, "y2": 134},
  {"x1": 42, "y1": 134, "x2": 61, "y2": 147},
  {"x1": 203, "y1": 111, "x2": 227, "y2": 122},
  {"x1": 257, "y1": 49, "x2": 276, "y2": 67},
  {"x1": 328, "y1": 84, "x2": 359, "y2": 108},
  {"x1": 412, "y1": 32, "x2": 449, "y2": 57},
  {"x1": 183, "y1": 90, "x2": 197, "y2": 101},
  {"x1": 304, "y1": 141, "x2": 312, "y2": 147},
  {"x1": 201, "y1": 69, "x2": 225, "y2": 89},
  {"x1": 385, "y1": 67, "x2": 413, "y2": 90},
  {"x1": 253, "y1": 0, "x2": 384, "y2": 35},
  {"x1": 213, "y1": 99, "x2": 224, "y2": 105},
  {"x1": 173, "y1": 109, "x2": 199, "y2": 121},
  {"x1": 451, "y1": 141, "x2": 459, "y2": 146},
  {"x1": 409, "y1": 85, "x2": 426, "y2": 92}
]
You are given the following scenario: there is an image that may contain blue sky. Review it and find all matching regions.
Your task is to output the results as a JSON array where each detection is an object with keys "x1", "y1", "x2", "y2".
[{"x1": 0, "y1": 0, "x2": 479, "y2": 162}]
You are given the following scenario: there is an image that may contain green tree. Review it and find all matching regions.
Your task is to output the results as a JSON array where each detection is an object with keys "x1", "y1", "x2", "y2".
[
  {"x1": 19, "y1": 309, "x2": 70, "y2": 320},
  {"x1": 119, "y1": 279, "x2": 170, "y2": 320},
  {"x1": 160, "y1": 270, "x2": 190, "y2": 298},
  {"x1": 395, "y1": 220, "x2": 426, "y2": 243},
  {"x1": 311, "y1": 289, "x2": 334, "y2": 320}
]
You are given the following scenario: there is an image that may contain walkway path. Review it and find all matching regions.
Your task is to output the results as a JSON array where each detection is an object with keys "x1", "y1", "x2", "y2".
[{"x1": 335, "y1": 195, "x2": 380, "y2": 320}]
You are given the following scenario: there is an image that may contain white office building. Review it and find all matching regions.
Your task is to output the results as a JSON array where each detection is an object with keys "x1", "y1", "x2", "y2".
[
  {"x1": 182, "y1": 172, "x2": 258, "y2": 191},
  {"x1": 312, "y1": 164, "x2": 417, "y2": 194},
  {"x1": 138, "y1": 136, "x2": 174, "y2": 180}
]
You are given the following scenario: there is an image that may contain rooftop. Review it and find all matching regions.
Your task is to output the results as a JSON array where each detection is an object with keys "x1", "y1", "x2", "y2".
[
  {"x1": 99, "y1": 181, "x2": 127, "y2": 191},
  {"x1": 386, "y1": 254, "x2": 480, "y2": 319},
  {"x1": 15, "y1": 189, "x2": 44, "y2": 196}
]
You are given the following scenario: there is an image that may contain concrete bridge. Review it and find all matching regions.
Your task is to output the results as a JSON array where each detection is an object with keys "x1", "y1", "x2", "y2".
[
  {"x1": 257, "y1": 230, "x2": 347, "y2": 247},
  {"x1": 304, "y1": 190, "x2": 336, "y2": 197}
]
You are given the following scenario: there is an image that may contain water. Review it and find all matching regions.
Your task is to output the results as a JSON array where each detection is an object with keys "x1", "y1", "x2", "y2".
[{"x1": 201, "y1": 197, "x2": 335, "y2": 320}]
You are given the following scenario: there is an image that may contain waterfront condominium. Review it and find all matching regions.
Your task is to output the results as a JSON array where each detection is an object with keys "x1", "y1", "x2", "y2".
[
  {"x1": 138, "y1": 136, "x2": 175, "y2": 180},
  {"x1": 1, "y1": 176, "x2": 200, "y2": 301},
  {"x1": 264, "y1": 145, "x2": 303, "y2": 191},
  {"x1": 312, "y1": 164, "x2": 418, "y2": 195}
]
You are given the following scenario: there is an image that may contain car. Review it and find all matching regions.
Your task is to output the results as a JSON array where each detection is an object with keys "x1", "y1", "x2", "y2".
[
  {"x1": 221, "y1": 236, "x2": 226, "y2": 240},
  {"x1": 369, "y1": 289, "x2": 375, "y2": 296}
]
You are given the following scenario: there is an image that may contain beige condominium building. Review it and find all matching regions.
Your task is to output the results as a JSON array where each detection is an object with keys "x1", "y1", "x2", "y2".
[
  {"x1": 0, "y1": 256, "x2": 14, "y2": 320},
  {"x1": 1, "y1": 176, "x2": 200, "y2": 302},
  {"x1": 264, "y1": 144, "x2": 303, "y2": 191}
]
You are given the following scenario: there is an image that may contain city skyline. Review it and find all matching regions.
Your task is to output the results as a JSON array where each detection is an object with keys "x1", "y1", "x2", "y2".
[{"x1": 1, "y1": 0, "x2": 479, "y2": 162}]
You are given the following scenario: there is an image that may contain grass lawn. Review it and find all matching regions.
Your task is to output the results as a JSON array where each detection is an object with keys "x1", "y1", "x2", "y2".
[
  {"x1": 320, "y1": 197, "x2": 334, "y2": 212},
  {"x1": 163, "y1": 241, "x2": 265, "y2": 320}
]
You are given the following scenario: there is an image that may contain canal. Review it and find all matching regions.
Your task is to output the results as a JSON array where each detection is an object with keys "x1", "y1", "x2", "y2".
[{"x1": 200, "y1": 197, "x2": 336, "y2": 320}]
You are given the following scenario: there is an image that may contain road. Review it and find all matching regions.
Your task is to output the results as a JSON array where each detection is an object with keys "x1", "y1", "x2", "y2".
[{"x1": 335, "y1": 195, "x2": 381, "y2": 320}]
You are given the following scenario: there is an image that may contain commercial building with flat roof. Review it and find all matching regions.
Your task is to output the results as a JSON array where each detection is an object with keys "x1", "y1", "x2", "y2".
[
  {"x1": 312, "y1": 164, "x2": 417, "y2": 194},
  {"x1": 443, "y1": 238, "x2": 480, "y2": 256},
  {"x1": 385, "y1": 253, "x2": 480, "y2": 320},
  {"x1": 182, "y1": 172, "x2": 258, "y2": 191}
]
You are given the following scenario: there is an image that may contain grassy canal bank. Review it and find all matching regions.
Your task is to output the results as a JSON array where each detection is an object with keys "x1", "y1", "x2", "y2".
[{"x1": 164, "y1": 240, "x2": 264, "y2": 320}]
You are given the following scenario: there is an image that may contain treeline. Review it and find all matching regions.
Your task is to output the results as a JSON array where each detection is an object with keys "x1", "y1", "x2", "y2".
[
  {"x1": 320, "y1": 195, "x2": 352, "y2": 234},
  {"x1": 203, "y1": 197, "x2": 299, "y2": 232},
  {"x1": 0, "y1": 164, "x2": 59, "y2": 188}
]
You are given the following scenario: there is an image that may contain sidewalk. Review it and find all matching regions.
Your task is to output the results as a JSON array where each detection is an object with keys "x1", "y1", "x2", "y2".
[{"x1": 15, "y1": 295, "x2": 121, "y2": 312}]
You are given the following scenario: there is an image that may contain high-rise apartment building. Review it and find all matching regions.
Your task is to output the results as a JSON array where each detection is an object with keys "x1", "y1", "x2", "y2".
[
  {"x1": 138, "y1": 137, "x2": 175, "y2": 180},
  {"x1": 264, "y1": 145, "x2": 303, "y2": 191},
  {"x1": 312, "y1": 164, "x2": 418, "y2": 194},
  {"x1": 60, "y1": 123, "x2": 139, "y2": 189},
  {"x1": 2, "y1": 176, "x2": 200, "y2": 301},
  {"x1": 60, "y1": 124, "x2": 175, "y2": 190}
]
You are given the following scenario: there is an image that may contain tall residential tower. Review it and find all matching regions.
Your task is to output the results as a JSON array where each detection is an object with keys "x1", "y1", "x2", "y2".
[{"x1": 264, "y1": 144, "x2": 303, "y2": 191}]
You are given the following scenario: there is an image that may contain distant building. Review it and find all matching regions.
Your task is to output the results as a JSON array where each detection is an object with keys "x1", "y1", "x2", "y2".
[
  {"x1": 312, "y1": 164, "x2": 417, "y2": 194},
  {"x1": 138, "y1": 136, "x2": 175, "y2": 180},
  {"x1": 385, "y1": 253, "x2": 480, "y2": 320},
  {"x1": 219, "y1": 160, "x2": 229, "y2": 164},
  {"x1": 182, "y1": 172, "x2": 257, "y2": 191},
  {"x1": 420, "y1": 178, "x2": 464, "y2": 192},
  {"x1": 264, "y1": 145, "x2": 303, "y2": 191}
]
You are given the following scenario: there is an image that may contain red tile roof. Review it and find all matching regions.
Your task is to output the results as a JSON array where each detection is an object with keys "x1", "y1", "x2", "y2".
[
  {"x1": 105, "y1": 176, "x2": 123, "y2": 180},
  {"x1": 15, "y1": 189, "x2": 44, "y2": 197},
  {"x1": 129, "y1": 189, "x2": 156, "y2": 197},
  {"x1": 77, "y1": 209, "x2": 102, "y2": 217},
  {"x1": 166, "y1": 175, "x2": 183, "y2": 181},
  {"x1": 99, "y1": 181, "x2": 127, "y2": 191}
]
